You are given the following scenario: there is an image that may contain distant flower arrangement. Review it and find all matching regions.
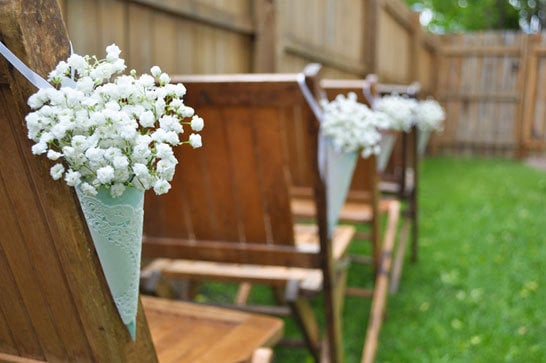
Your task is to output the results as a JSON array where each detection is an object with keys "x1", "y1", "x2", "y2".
[
  {"x1": 25, "y1": 44, "x2": 203, "y2": 197},
  {"x1": 374, "y1": 94, "x2": 418, "y2": 132},
  {"x1": 374, "y1": 94, "x2": 445, "y2": 133},
  {"x1": 415, "y1": 98, "x2": 445, "y2": 132},
  {"x1": 320, "y1": 92, "x2": 389, "y2": 158}
]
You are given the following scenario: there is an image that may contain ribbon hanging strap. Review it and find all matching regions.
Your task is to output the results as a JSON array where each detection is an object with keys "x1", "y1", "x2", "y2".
[{"x1": 0, "y1": 41, "x2": 53, "y2": 89}]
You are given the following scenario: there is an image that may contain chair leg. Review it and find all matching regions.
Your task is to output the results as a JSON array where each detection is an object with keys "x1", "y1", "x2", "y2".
[
  {"x1": 285, "y1": 280, "x2": 321, "y2": 362},
  {"x1": 235, "y1": 283, "x2": 253, "y2": 305},
  {"x1": 361, "y1": 201, "x2": 399, "y2": 363},
  {"x1": 389, "y1": 218, "x2": 410, "y2": 294},
  {"x1": 411, "y1": 189, "x2": 418, "y2": 262},
  {"x1": 321, "y1": 263, "x2": 347, "y2": 363}
]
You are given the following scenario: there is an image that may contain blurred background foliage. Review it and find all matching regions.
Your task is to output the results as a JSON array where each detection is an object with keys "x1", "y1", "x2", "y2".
[{"x1": 404, "y1": 0, "x2": 546, "y2": 33}]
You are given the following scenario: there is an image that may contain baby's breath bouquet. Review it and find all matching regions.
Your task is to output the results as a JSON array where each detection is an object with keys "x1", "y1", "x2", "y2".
[
  {"x1": 374, "y1": 94, "x2": 418, "y2": 132},
  {"x1": 415, "y1": 98, "x2": 445, "y2": 132},
  {"x1": 25, "y1": 44, "x2": 203, "y2": 198},
  {"x1": 23, "y1": 44, "x2": 203, "y2": 340},
  {"x1": 415, "y1": 98, "x2": 445, "y2": 155},
  {"x1": 320, "y1": 92, "x2": 388, "y2": 158}
]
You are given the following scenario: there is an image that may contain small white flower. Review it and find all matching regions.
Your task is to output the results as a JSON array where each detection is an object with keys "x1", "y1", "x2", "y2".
[
  {"x1": 178, "y1": 105, "x2": 194, "y2": 118},
  {"x1": 47, "y1": 150, "x2": 63, "y2": 160},
  {"x1": 85, "y1": 147, "x2": 104, "y2": 162},
  {"x1": 76, "y1": 76, "x2": 95, "y2": 93},
  {"x1": 190, "y1": 115, "x2": 204, "y2": 132},
  {"x1": 159, "y1": 73, "x2": 171, "y2": 85},
  {"x1": 189, "y1": 133, "x2": 202, "y2": 148},
  {"x1": 159, "y1": 115, "x2": 182, "y2": 133},
  {"x1": 155, "y1": 143, "x2": 174, "y2": 159},
  {"x1": 64, "y1": 169, "x2": 82, "y2": 187},
  {"x1": 133, "y1": 163, "x2": 149, "y2": 177},
  {"x1": 96, "y1": 165, "x2": 115, "y2": 184},
  {"x1": 106, "y1": 44, "x2": 121, "y2": 61},
  {"x1": 150, "y1": 66, "x2": 162, "y2": 77},
  {"x1": 153, "y1": 179, "x2": 171, "y2": 195},
  {"x1": 113, "y1": 155, "x2": 129, "y2": 169},
  {"x1": 138, "y1": 74, "x2": 155, "y2": 88},
  {"x1": 32, "y1": 142, "x2": 48, "y2": 155},
  {"x1": 71, "y1": 135, "x2": 89, "y2": 150},
  {"x1": 139, "y1": 110, "x2": 156, "y2": 128},
  {"x1": 156, "y1": 159, "x2": 177, "y2": 180},
  {"x1": 67, "y1": 54, "x2": 87, "y2": 73},
  {"x1": 50, "y1": 163, "x2": 65, "y2": 180}
]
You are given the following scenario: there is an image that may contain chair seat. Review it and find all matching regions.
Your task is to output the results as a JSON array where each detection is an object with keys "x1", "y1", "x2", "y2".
[
  {"x1": 142, "y1": 296, "x2": 283, "y2": 363},
  {"x1": 291, "y1": 197, "x2": 395, "y2": 223},
  {"x1": 142, "y1": 224, "x2": 355, "y2": 294}
]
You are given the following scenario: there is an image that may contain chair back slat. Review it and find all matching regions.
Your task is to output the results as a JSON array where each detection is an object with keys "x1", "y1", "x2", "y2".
[
  {"x1": 281, "y1": 105, "x2": 315, "y2": 190},
  {"x1": 252, "y1": 107, "x2": 297, "y2": 245},
  {"x1": 224, "y1": 106, "x2": 270, "y2": 243}
]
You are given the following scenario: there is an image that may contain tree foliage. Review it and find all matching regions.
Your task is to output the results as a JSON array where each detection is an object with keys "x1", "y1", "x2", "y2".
[{"x1": 404, "y1": 0, "x2": 546, "y2": 33}]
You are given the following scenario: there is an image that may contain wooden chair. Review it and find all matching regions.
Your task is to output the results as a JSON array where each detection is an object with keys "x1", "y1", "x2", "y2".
[
  {"x1": 141, "y1": 65, "x2": 356, "y2": 363},
  {"x1": 281, "y1": 73, "x2": 402, "y2": 362},
  {"x1": 314, "y1": 76, "x2": 420, "y2": 293},
  {"x1": 0, "y1": 2, "x2": 282, "y2": 362},
  {"x1": 361, "y1": 74, "x2": 421, "y2": 266}
]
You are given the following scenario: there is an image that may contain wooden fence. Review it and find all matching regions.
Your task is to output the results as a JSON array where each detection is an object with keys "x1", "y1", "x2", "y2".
[
  {"x1": 57, "y1": 0, "x2": 546, "y2": 157},
  {"x1": 432, "y1": 31, "x2": 546, "y2": 157},
  {"x1": 58, "y1": 0, "x2": 437, "y2": 90}
]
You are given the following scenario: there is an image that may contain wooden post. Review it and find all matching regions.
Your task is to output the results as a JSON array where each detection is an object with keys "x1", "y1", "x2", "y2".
[
  {"x1": 363, "y1": 0, "x2": 379, "y2": 75},
  {"x1": 0, "y1": 1, "x2": 157, "y2": 361},
  {"x1": 518, "y1": 32, "x2": 542, "y2": 158},
  {"x1": 410, "y1": 11, "x2": 421, "y2": 84},
  {"x1": 252, "y1": 0, "x2": 277, "y2": 73}
]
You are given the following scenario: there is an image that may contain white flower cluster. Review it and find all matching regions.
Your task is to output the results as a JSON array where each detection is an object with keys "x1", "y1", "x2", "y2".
[
  {"x1": 415, "y1": 98, "x2": 445, "y2": 131},
  {"x1": 25, "y1": 44, "x2": 203, "y2": 197},
  {"x1": 320, "y1": 92, "x2": 389, "y2": 158},
  {"x1": 374, "y1": 94, "x2": 418, "y2": 132}
]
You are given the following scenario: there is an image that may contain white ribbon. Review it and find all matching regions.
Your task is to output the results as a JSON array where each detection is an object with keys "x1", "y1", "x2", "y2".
[
  {"x1": 0, "y1": 41, "x2": 76, "y2": 89},
  {"x1": 362, "y1": 81, "x2": 378, "y2": 109},
  {"x1": 0, "y1": 41, "x2": 53, "y2": 89},
  {"x1": 297, "y1": 73, "x2": 327, "y2": 181}
]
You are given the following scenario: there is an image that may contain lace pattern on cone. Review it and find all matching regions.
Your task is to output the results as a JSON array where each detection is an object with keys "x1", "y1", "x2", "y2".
[{"x1": 77, "y1": 191, "x2": 143, "y2": 325}]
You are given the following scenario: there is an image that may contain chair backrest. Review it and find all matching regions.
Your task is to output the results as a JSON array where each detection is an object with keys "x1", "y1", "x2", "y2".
[
  {"x1": 364, "y1": 74, "x2": 421, "y2": 186},
  {"x1": 143, "y1": 65, "x2": 329, "y2": 269},
  {"x1": 0, "y1": 1, "x2": 157, "y2": 361}
]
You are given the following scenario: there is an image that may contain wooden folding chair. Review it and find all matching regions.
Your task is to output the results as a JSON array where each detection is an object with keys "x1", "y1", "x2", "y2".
[
  {"x1": 281, "y1": 71, "x2": 401, "y2": 362},
  {"x1": 0, "y1": 2, "x2": 282, "y2": 362},
  {"x1": 141, "y1": 66, "x2": 356, "y2": 363},
  {"x1": 310, "y1": 76, "x2": 419, "y2": 293},
  {"x1": 361, "y1": 74, "x2": 421, "y2": 263}
]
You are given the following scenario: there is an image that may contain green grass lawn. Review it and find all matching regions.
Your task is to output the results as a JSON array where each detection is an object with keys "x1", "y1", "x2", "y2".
[
  {"x1": 375, "y1": 156, "x2": 546, "y2": 363},
  {"x1": 198, "y1": 156, "x2": 546, "y2": 362}
]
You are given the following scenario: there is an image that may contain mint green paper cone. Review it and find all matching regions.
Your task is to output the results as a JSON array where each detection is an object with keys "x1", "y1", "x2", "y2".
[
  {"x1": 76, "y1": 186, "x2": 144, "y2": 341},
  {"x1": 417, "y1": 128, "x2": 431, "y2": 156},
  {"x1": 321, "y1": 136, "x2": 358, "y2": 238}
]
